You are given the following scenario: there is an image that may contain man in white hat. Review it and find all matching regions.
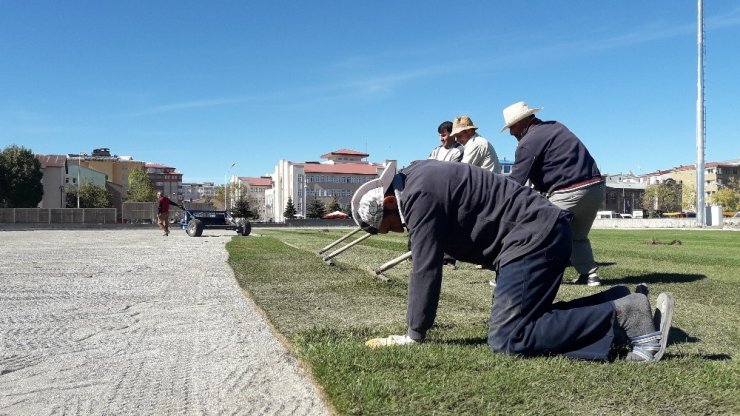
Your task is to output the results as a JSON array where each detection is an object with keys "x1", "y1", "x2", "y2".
[
  {"x1": 500, "y1": 101, "x2": 605, "y2": 286},
  {"x1": 451, "y1": 115, "x2": 501, "y2": 173},
  {"x1": 351, "y1": 159, "x2": 674, "y2": 362}
]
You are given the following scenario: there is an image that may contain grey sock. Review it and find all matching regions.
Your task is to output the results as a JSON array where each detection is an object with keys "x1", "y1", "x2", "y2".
[{"x1": 613, "y1": 293, "x2": 655, "y2": 339}]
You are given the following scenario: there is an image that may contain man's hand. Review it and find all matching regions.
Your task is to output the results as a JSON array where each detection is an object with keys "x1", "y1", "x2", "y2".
[{"x1": 365, "y1": 334, "x2": 417, "y2": 349}]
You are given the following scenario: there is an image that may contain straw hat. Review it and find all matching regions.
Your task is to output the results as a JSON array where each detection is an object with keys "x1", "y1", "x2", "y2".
[
  {"x1": 500, "y1": 101, "x2": 542, "y2": 132},
  {"x1": 450, "y1": 116, "x2": 478, "y2": 137},
  {"x1": 351, "y1": 161, "x2": 397, "y2": 234}
]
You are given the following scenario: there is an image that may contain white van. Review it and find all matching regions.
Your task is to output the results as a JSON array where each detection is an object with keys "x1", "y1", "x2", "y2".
[{"x1": 596, "y1": 210, "x2": 620, "y2": 219}]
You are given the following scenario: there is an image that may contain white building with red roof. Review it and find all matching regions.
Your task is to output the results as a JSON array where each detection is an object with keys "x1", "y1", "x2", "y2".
[
  {"x1": 235, "y1": 176, "x2": 272, "y2": 220},
  {"x1": 269, "y1": 149, "x2": 389, "y2": 222}
]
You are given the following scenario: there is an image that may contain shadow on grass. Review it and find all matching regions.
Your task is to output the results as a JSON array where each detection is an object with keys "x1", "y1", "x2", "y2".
[
  {"x1": 431, "y1": 331, "x2": 732, "y2": 362},
  {"x1": 668, "y1": 326, "x2": 700, "y2": 346},
  {"x1": 695, "y1": 353, "x2": 732, "y2": 361},
  {"x1": 606, "y1": 273, "x2": 705, "y2": 285},
  {"x1": 439, "y1": 336, "x2": 488, "y2": 346}
]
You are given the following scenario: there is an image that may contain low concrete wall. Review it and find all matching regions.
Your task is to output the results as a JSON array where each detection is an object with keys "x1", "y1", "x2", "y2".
[
  {"x1": 254, "y1": 218, "x2": 356, "y2": 228},
  {"x1": 592, "y1": 218, "x2": 738, "y2": 229},
  {"x1": 0, "y1": 208, "x2": 117, "y2": 224}
]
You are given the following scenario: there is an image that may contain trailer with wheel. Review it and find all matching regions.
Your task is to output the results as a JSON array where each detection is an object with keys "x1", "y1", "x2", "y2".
[{"x1": 180, "y1": 209, "x2": 251, "y2": 237}]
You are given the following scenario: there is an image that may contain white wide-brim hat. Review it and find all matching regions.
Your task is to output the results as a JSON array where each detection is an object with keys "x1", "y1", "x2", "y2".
[
  {"x1": 351, "y1": 161, "x2": 397, "y2": 234},
  {"x1": 500, "y1": 101, "x2": 542, "y2": 132}
]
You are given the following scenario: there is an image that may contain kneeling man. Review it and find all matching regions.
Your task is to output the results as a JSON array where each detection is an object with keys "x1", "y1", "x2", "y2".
[{"x1": 352, "y1": 160, "x2": 673, "y2": 362}]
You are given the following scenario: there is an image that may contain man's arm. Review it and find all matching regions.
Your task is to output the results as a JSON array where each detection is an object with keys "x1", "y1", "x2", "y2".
[
  {"x1": 509, "y1": 145, "x2": 535, "y2": 185},
  {"x1": 167, "y1": 198, "x2": 181, "y2": 208},
  {"x1": 461, "y1": 139, "x2": 485, "y2": 167},
  {"x1": 451, "y1": 147, "x2": 464, "y2": 163}
]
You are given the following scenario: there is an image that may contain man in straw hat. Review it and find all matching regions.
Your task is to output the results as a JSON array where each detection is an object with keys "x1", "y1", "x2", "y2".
[
  {"x1": 451, "y1": 115, "x2": 501, "y2": 173},
  {"x1": 352, "y1": 159, "x2": 674, "y2": 362},
  {"x1": 500, "y1": 101, "x2": 605, "y2": 287}
]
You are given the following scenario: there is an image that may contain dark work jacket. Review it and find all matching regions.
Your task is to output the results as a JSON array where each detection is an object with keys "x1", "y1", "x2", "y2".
[
  {"x1": 509, "y1": 121, "x2": 601, "y2": 194},
  {"x1": 158, "y1": 196, "x2": 178, "y2": 214},
  {"x1": 396, "y1": 160, "x2": 564, "y2": 340}
]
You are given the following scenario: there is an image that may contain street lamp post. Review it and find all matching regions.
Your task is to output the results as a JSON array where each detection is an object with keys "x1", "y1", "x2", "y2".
[
  {"x1": 226, "y1": 162, "x2": 236, "y2": 211},
  {"x1": 77, "y1": 152, "x2": 81, "y2": 208}
]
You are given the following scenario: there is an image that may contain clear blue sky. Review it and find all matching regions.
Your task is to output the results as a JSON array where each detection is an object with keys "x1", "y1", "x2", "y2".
[{"x1": 2, "y1": 1, "x2": 739, "y2": 183}]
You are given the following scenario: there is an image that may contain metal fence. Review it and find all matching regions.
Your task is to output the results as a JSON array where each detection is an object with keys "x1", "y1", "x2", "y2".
[{"x1": 0, "y1": 208, "x2": 117, "y2": 224}]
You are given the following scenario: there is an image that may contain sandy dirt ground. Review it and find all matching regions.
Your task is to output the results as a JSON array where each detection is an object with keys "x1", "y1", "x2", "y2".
[{"x1": 0, "y1": 229, "x2": 330, "y2": 415}]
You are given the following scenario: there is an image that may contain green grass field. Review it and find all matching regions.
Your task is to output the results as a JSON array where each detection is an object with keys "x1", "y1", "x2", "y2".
[{"x1": 226, "y1": 229, "x2": 739, "y2": 415}]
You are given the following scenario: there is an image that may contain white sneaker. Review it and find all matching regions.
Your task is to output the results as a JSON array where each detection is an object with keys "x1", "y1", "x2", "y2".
[{"x1": 365, "y1": 335, "x2": 417, "y2": 348}]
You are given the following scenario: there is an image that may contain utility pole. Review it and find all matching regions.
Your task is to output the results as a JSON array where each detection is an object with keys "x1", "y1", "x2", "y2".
[{"x1": 696, "y1": 0, "x2": 706, "y2": 226}]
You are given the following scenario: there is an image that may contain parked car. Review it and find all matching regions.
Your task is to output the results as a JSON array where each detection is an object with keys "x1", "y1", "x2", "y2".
[{"x1": 597, "y1": 210, "x2": 620, "y2": 219}]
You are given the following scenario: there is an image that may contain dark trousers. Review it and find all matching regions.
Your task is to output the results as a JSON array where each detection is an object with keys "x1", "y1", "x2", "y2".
[{"x1": 487, "y1": 214, "x2": 617, "y2": 361}]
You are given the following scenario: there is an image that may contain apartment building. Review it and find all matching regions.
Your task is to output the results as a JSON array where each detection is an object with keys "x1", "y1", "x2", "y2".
[
  {"x1": 35, "y1": 155, "x2": 67, "y2": 208},
  {"x1": 146, "y1": 163, "x2": 183, "y2": 200},
  {"x1": 235, "y1": 176, "x2": 272, "y2": 220},
  {"x1": 181, "y1": 182, "x2": 216, "y2": 203},
  {"x1": 269, "y1": 149, "x2": 386, "y2": 222},
  {"x1": 667, "y1": 160, "x2": 740, "y2": 198},
  {"x1": 70, "y1": 148, "x2": 145, "y2": 192},
  {"x1": 603, "y1": 173, "x2": 646, "y2": 214}
]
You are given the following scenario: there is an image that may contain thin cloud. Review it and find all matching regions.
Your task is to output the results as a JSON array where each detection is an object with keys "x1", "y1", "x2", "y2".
[
  {"x1": 129, "y1": 96, "x2": 254, "y2": 116},
  {"x1": 125, "y1": 8, "x2": 740, "y2": 116}
]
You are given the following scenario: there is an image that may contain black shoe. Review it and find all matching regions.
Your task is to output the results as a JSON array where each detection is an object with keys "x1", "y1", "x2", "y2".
[
  {"x1": 635, "y1": 283, "x2": 649, "y2": 297},
  {"x1": 570, "y1": 273, "x2": 601, "y2": 286}
]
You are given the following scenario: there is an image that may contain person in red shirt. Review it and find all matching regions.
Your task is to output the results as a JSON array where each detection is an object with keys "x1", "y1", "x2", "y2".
[{"x1": 156, "y1": 191, "x2": 181, "y2": 236}]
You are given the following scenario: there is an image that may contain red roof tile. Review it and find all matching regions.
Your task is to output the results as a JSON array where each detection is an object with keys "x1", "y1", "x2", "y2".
[
  {"x1": 303, "y1": 163, "x2": 382, "y2": 175},
  {"x1": 319, "y1": 149, "x2": 369, "y2": 158},
  {"x1": 35, "y1": 155, "x2": 67, "y2": 168},
  {"x1": 239, "y1": 177, "x2": 272, "y2": 187}
]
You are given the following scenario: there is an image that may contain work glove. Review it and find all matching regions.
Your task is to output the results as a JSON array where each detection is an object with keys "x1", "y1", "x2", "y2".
[{"x1": 365, "y1": 334, "x2": 417, "y2": 349}]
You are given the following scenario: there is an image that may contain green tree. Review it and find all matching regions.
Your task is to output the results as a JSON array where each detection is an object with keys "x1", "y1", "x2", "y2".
[
  {"x1": 710, "y1": 187, "x2": 739, "y2": 211},
  {"x1": 328, "y1": 196, "x2": 341, "y2": 213},
  {"x1": 127, "y1": 169, "x2": 156, "y2": 202},
  {"x1": 214, "y1": 185, "x2": 227, "y2": 210},
  {"x1": 66, "y1": 181, "x2": 113, "y2": 208},
  {"x1": 230, "y1": 195, "x2": 258, "y2": 220},
  {"x1": 0, "y1": 145, "x2": 43, "y2": 208},
  {"x1": 681, "y1": 183, "x2": 696, "y2": 211},
  {"x1": 306, "y1": 198, "x2": 326, "y2": 219},
  {"x1": 643, "y1": 180, "x2": 681, "y2": 214},
  {"x1": 283, "y1": 197, "x2": 297, "y2": 219}
]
